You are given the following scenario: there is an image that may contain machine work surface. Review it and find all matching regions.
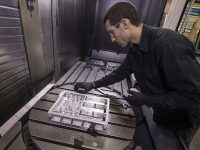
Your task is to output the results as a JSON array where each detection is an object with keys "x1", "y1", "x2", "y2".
[{"x1": 28, "y1": 60, "x2": 136, "y2": 150}]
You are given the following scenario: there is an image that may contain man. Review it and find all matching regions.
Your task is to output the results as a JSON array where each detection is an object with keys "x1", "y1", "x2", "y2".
[{"x1": 74, "y1": 2, "x2": 200, "y2": 148}]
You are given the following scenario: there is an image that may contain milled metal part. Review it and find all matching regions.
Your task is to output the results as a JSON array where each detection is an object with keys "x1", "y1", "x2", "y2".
[{"x1": 48, "y1": 90, "x2": 110, "y2": 132}]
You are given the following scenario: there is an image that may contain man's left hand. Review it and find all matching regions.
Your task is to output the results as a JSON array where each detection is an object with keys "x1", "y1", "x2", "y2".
[{"x1": 125, "y1": 89, "x2": 146, "y2": 107}]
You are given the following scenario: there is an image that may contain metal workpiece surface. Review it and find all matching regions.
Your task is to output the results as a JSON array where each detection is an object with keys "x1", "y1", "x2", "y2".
[
  {"x1": 48, "y1": 90, "x2": 110, "y2": 132},
  {"x1": 28, "y1": 61, "x2": 135, "y2": 150}
]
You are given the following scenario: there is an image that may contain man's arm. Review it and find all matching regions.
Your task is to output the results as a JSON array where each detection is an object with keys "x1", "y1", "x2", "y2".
[
  {"x1": 141, "y1": 38, "x2": 200, "y2": 109},
  {"x1": 74, "y1": 51, "x2": 132, "y2": 93},
  {"x1": 94, "y1": 53, "x2": 132, "y2": 88}
]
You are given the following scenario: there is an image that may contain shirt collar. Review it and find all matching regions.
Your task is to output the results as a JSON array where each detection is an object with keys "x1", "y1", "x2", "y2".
[{"x1": 130, "y1": 24, "x2": 150, "y2": 53}]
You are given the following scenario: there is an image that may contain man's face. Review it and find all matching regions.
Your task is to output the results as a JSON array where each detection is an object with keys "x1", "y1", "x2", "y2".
[{"x1": 105, "y1": 19, "x2": 130, "y2": 47}]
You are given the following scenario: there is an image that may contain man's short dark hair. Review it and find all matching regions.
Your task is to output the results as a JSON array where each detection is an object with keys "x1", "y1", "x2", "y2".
[{"x1": 103, "y1": 2, "x2": 141, "y2": 26}]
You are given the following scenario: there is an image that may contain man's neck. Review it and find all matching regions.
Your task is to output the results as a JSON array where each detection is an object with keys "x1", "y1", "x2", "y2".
[{"x1": 130, "y1": 23, "x2": 143, "y2": 45}]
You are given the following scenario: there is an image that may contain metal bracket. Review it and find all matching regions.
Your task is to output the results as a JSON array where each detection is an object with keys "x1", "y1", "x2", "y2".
[{"x1": 86, "y1": 123, "x2": 99, "y2": 137}]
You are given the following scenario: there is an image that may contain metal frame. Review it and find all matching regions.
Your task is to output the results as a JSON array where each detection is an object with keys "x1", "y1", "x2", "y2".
[{"x1": 48, "y1": 90, "x2": 110, "y2": 131}]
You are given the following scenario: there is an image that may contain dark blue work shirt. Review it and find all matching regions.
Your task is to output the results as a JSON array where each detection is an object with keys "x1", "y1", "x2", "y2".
[{"x1": 95, "y1": 25, "x2": 200, "y2": 127}]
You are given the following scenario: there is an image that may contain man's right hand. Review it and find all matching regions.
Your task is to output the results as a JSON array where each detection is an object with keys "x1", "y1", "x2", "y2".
[{"x1": 74, "y1": 82, "x2": 95, "y2": 94}]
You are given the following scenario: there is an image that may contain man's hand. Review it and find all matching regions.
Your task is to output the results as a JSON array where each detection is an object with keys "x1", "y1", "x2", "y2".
[
  {"x1": 74, "y1": 82, "x2": 95, "y2": 94},
  {"x1": 125, "y1": 89, "x2": 146, "y2": 107}
]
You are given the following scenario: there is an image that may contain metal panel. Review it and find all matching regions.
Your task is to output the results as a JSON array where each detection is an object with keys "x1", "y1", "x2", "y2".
[
  {"x1": 38, "y1": 0, "x2": 54, "y2": 77},
  {"x1": 0, "y1": 51, "x2": 25, "y2": 64},
  {"x1": 0, "y1": 57, "x2": 27, "y2": 73},
  {"x1": 0, "y1": 36, "x2": 23, "y2": 44},
  {"x1": 0, "y1": 81, "x2": 31, "y2": 105},
  {"x1": 57, "y1": 0, "x2": 88, "y2": 76},
  {"x1": 0, "y1": 6, "x2": 19, "y2": 18},
  {"x1": 0, "y1": 0, "x2": 18, "y2": 8},
  {"x1": 0, "y1": 27, "x2": 22, "y2": 36},
  {"x1": 0, "y1": 17, "x2": 21, "y2": 27},
  {"x1": 0, "y1": 0, "x2": 31, "y2": 126},
  {"x1": 0, "y1": 64, "x2": 28, "y2": 82},
  {"x1": 19, "y1": 0, "x2": 54, "y2": 83},
  {"x1": 0, "y1": 43, "x2": 25, "y2": 55},
  {"x1": 0, "y1": 87, "x2": 31, "y2": 125},
  {"x1": 0, "y1": 74, "x2": 30, "y2": 99}
]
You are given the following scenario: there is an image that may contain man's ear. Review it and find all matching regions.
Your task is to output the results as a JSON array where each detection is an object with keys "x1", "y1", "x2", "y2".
[{"x1": 121, "y1": 18, "x2": 130, "y2": 29}]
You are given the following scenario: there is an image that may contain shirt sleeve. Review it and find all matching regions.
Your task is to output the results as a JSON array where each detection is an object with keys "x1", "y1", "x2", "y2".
[
  {"x1": 94, "y1": 52, "x2": 132, "y2": 88},
  {"x1": 146, "y1": 36, "x2": 200, "y2": 109}
]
